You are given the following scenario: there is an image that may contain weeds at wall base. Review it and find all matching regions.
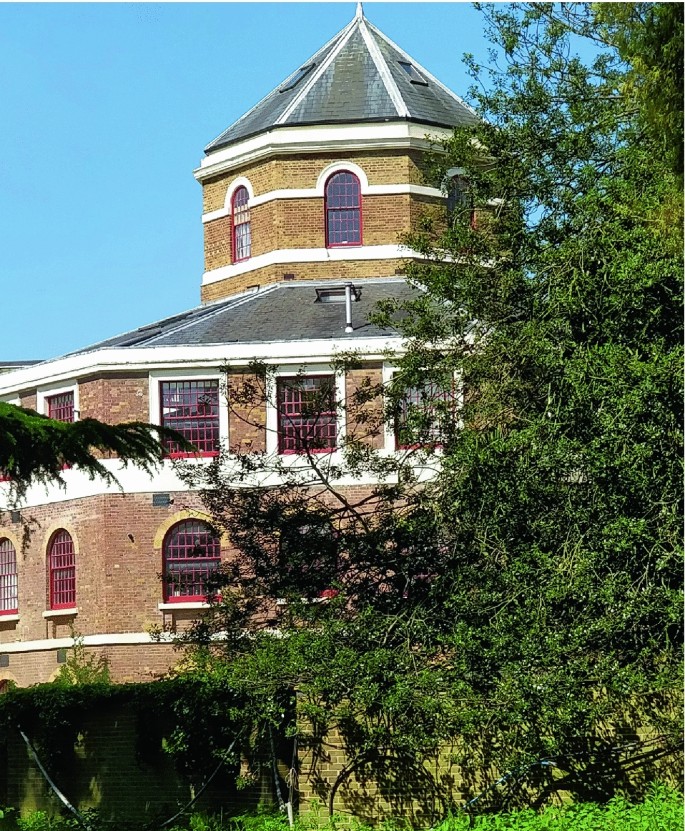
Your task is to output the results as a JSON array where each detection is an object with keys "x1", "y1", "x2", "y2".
[{"x1": 1, "y1": 786, "x2": 682, "y2": 831}]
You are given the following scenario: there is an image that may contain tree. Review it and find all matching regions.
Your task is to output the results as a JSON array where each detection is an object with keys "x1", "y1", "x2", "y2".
[
  {"x1": 176, "y1": 2, "x2": 682, "y2": 811},
  {"x1": 0, "y1": 401, "x2": 190, "y2": 496}
]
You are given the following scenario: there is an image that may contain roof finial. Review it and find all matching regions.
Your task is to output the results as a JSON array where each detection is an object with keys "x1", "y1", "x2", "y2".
[{"x1": 355, "y1": 2, "x2": 364, "y2": 20}]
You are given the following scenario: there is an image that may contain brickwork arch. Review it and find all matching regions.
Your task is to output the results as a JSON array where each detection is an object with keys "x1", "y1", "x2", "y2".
[
  {"x1": 316, "y1": 161, "x2": 369, "y2": 195},
  {"x1": 223, "y1": 176, "x2": 255, "y2": 210},
  {"x1": 152, "y1": 509, "x2": 229, "y2": 550},
  {"x1": 0, "y1": 528, "x2": 23, "y2": 556},
  {"x1": 40, "y1": 521, "x2": 81, "y2": 563},
  {"x1": 0, "y1": 671, "x2": 19, "y2": 689}
]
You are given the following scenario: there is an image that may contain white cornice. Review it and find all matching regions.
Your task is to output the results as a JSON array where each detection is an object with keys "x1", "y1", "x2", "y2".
[
  {"x1": 202, "y1": 243, "x2": 418, "y2": 284},
  {"x1": 194, "y1": 122, "x2": 451, "y2": 183},
  {"x1": 0, "y1": 631, "x2": 175, "y2": 654},
  {"x1": 0, "y1": 336, "x2": 403, "y2": 396}
]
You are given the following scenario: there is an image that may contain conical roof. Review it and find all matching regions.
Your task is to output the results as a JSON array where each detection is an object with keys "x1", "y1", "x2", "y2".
[{"x1": 204, "y1": 4, "x2": 479, "y2": 154}]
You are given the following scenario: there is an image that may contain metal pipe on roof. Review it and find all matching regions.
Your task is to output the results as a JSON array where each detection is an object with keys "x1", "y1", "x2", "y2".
[{"x1": 345, "y1": 283, "x2": 354, "y2": 333}]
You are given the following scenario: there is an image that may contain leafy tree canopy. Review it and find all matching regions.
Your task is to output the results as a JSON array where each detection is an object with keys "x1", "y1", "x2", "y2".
[
  {"x1": 0, "y1": 401, "x2": 190, "y2": 497},
  {"x1": 176, "y1": 2, "x2": 683, "y2": 807}
]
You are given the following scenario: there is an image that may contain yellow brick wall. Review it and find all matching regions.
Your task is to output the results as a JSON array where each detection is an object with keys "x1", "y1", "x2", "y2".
[
  {"x1": 204, "y1": 193, "x2": 439, "y2": 273},
  {"x1": 201, "y1": 257, "x2": 409, "y2": 304},
  {"x1": 201, "y1": 150, "x2": 432, "y2": 213},
  {"x1": 199, "y1": 147, "x2": 443, "y2": 301}
]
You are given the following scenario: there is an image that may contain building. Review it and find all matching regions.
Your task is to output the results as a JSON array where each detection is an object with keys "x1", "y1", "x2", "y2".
[{"x1": 0, "y1": 5, "x2": 477, "y2": 688}]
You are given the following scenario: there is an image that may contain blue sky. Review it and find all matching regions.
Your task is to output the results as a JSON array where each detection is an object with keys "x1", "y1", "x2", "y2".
[{"x1": 1, "y1": 2, "x2": 493, "y2": 360}]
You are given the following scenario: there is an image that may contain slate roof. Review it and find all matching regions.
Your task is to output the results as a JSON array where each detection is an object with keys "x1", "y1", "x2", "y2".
[
  {"x1": 68, "y1": 279, "x2": 418, "y2": 355},
  {"x1": 205, "y1": 5, "x2": 479, "y2": 153}
]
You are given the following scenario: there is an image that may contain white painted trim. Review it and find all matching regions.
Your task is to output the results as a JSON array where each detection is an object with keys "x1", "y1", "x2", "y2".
[
  {"x1": 382, "y1": 361, "x2": 398, "y2": 452},
  {"x1": 0, "y1": 336, "x2": 406, "y2": 398},
  {"x1": 202, "y1": 207, "x2": 230, "y2": 223},
  {"x1": 195, "y1": 123, "x2": 452, "y2": 182},
  {"x1": 315, "y1": 161, "x2": 369, "y2": 194},
  {"x1": 148, "y1": 368, "x2": 229, "y2": 448},
  {"x1": 0, "y1": 631, "x2": 175, "y2": 654},
  {"x1": 265, "y1": 364, "x2": 347, "y2": 457},
  {"x1": 42, "y1": 608, "x2": 78, "y2": 618},
  {"x1": 202, "y1": 243, "x2": 414, "y2": 285},
  {"x1": 359, "y1": 17, "x2": 409, "y2": 118},
  {"x1": 223, "y1": 176, "x2": 255, "y2": 211},
  {"x1": 158, "y1": 602, "x2": 210, "y2": 611},
  {"x1": 0, "y1": 615, "x2": 20, "y2": 623},
  {"x1": 36, "y1": 381, "x2": 79, "y2": 420},
  {"x1": 202, "y1": 182, "x2": 442, "y2": 223}
]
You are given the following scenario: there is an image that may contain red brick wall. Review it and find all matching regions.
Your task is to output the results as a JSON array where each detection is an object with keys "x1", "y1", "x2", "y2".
[
  {"x1": 227, "y1": 371, "x2": 267, "y2": 453},
  {"x1": 79, "y1": 373, "x2": 149, "y2": 424},
  {"x1": 345, "y1": 364, "x2": 385, "y2": 449},
  {"x1": 0, "y1": 491, "x2": 222, "y2": 685}
]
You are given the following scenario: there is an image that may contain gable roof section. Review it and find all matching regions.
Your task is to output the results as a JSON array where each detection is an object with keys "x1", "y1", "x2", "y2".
[{"x1": 204, "y1": 7, "x2": 479, "y2": 154}]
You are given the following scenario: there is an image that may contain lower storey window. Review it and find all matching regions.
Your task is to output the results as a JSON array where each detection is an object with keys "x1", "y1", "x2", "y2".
[
  {"x1": 161, "y1": 380, "x2": 220, "y2": 456},
  {"x1": 163, "y1": 520, "x2": 221, "y2": 602},
  {"x1": 277, "y1": 376, "x2": 337, "y2": 453},
  {"x1": 47, "y1": 391, "x2": 75, "y2": 422},
  {"x1": 395, "y1": 378, "x2": 455, "y2": 449},
  {"x1": 0, "y1": 538, "x2": 18, "y2": 614},
  {"x1": 48, "y1": 530, "x2": 76, "y2": 609}
]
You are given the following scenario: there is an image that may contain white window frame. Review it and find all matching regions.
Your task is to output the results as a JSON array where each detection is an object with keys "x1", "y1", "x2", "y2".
[
  {"x1": 266, "y1": 364, "x2": 346, "y2": 457},
  {"x1": 149, "y1": 369, "x2": 229, "y2": 457},
  {"x1": 37, "y1": 382, "x2": 79, "y2": 421},
  {"x1": 382, "y1": 363, "x2": 461, "y2": 453}
]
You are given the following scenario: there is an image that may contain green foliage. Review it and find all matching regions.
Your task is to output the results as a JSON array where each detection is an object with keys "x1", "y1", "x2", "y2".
[
  {"x1": 173, "y1": 0, "x2": 682, "y2": 807},
  {"x1": 53, "y1": 633, "x2": 111, "y2": 687},
  {"x1": 0, "y1": 402, "x2": 193, "y2": 497},
  {"x1": 0, "y1": 678, "x2": 246, "y2": 785},
  {"x1": 4, "y1": 787, "x2": 683, "y2": 830}
]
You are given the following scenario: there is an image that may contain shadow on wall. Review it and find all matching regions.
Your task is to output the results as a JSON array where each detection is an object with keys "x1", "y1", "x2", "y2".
[
  {"x1": 299, "y1": 704, "x2": 683, "y2": 825},
  {"x1": 0, "y1": 700, "x2": 255, "y2": 822}
]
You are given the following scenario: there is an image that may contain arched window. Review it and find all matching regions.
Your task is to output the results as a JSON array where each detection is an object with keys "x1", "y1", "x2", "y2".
[
  {"x1": 0, "y1": 538, "x2": 18, "y2": 615},
  {"x1": 48, "y1": 530, "x2": 76, "y2": 610},
  {"x1": 325, "y1": 171, "x2": 362, "y2": 247},
  {"x1": 163, "y1": 520, "x2": 221, "y2": 602},
  {"x1": 447, "y1": 175, "x2": 475, "y2": 228},
  {"x1": 231, "y1": 186, "x2": 251, "y2": 262}
]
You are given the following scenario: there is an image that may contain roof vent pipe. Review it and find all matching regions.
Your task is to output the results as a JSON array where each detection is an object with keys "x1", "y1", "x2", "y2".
[{"x1": 345, "y1": 283, "x2": 354, "y2": 333}]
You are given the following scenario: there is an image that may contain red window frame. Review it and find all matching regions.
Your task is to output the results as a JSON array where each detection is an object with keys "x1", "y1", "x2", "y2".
[
  {"x1": 277, "y1": 376, "x2": 337, "y2": 454},
  {"x1": 47, "y1": 391, "x2": 75, "y2": 423},
  {"x1": 160, "y1": 380, "x2": 220, "y2": 458},
  {"x1": 324, "y1": 172, "x2": 362, "y2": 248},
  {"x1": 48, "y1": 530, "x2": 76, "y2": 610},
  {"x1": 231, "y1": 186, "x2": 251, "y2": 262},
  {"x1": 163, "y1": 520, "x2": 221, "y2": 602},
  {"x1": 395, "y1": 379, "x2": 455, "y2": 450},
  {"x1": 0, "y1": 538, "x2": 18, "y2": 615}
]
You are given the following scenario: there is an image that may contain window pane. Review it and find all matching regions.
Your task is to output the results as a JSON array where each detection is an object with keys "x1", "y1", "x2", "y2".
[
  {"x1": 0, "y1": 538, "x2": 17, "y2": 613},
  {"x1": 164, "y1": 520, "x2": 221, "y2": 600},
  {"x1": 161, "y1": 380, "x2": 220, "y2": 455},
  {"x1": 395, "y1": 379, "x2": 454, "y2": 448},
  {"x1": 49, "y1": 530, "x2": 76, "y2": 608},
  {"x1": 277, "y1": 376, "x2": 337, "y2": 453},
  {"x1": 325, "y1": 173, "x2": 361, "y2": 246},
  {"x1": 232, "y1": 187, "x2": 251, "y2": 261},
  {"x1": 47, "y1": 392, "x2": 74, "y2": 423}
]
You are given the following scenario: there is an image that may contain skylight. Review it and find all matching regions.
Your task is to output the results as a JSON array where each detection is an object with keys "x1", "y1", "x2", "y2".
[
  {"x1": 279, "y1": 64, "x2": 316, "y2": 93},
  {"x1": 315, "y1": 286, "x2": 362, "y2": 303},
  {"x1": 398, "y1": 61, "x2": 428, "y2": 86}
]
